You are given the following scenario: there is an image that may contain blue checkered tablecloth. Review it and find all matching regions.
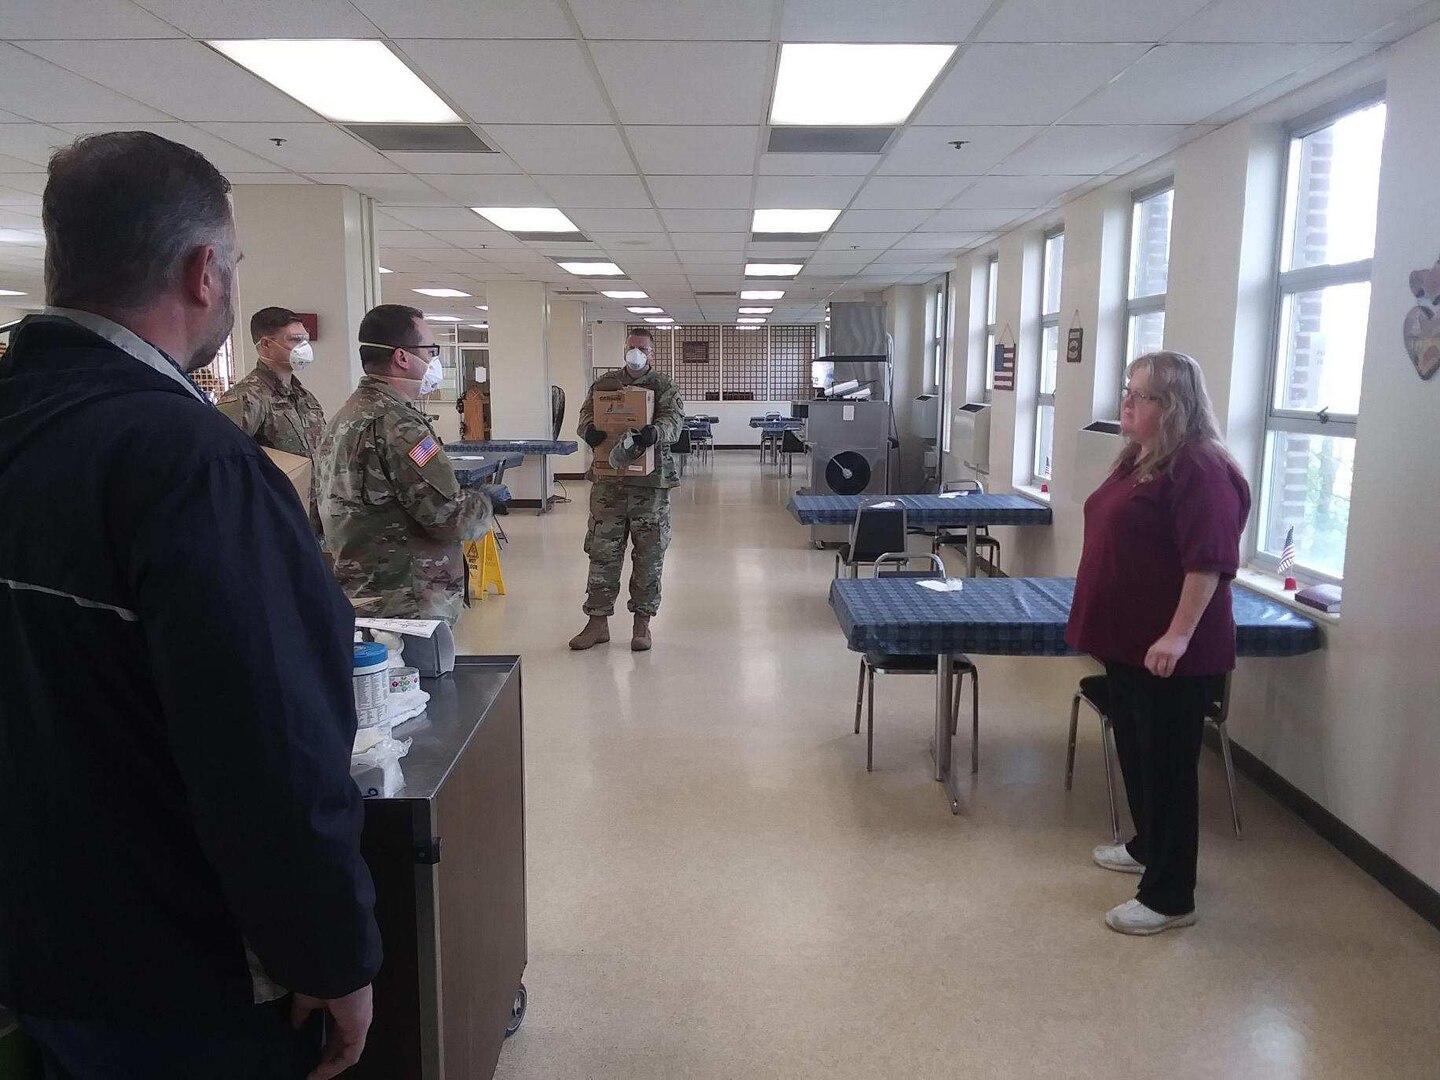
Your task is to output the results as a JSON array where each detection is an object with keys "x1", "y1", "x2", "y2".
[
  {"x1": 750, "y1": 416, "x2": 803, "y2": 430},
  {"x1": 684, "y1": 419, "x2": 712, "y2": 439},
  {"x1": 829, "y1": 576, "x2": 1322, "y2": 659},
  {"x1": 445, "y1": 439, "x2": 579, "y2": 456},
  {"x1": 789, "y1": 493, "x2": 1052, "y2": 527},
  {"x1": 449, "y1": 452, "x2": 523, "y2": 486}
]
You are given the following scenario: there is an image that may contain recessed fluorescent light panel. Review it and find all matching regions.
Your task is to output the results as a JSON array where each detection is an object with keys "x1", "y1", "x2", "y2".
[
  {"x1": 771, "y1": 43, "x2": 955, "y2": 127},
  {"x1": 645, "y1": 317, "x2": 674, "y2": 324},
  {"x1": 413, "y1": 287, "x2": 471, "y2": 298},
  {"x1": 424, "y1": 314, "x2": 462, "y2": 322},
  {"x1": 741, "y1": 290, "x2": 785, "y2": 301},
  {"x1": 602, "y1": 290, "x2": 648, "y2": 299},
  {"x1": 738, "y1": 317, "x2": 766, "y2": 324},
  {"x1": 469, "y1": 323, "x2": 488, "y2": 329},
  {"x1": 737, "y1": 325, "x2": 764, "y2": 330},
  {"x1": 558, "y1": 261, "x2": 623, "y2": 276},
  {"x1": 752, "y1": 209, "x2": 841, "y2": 234},
  {"x1": 628, "y1": 306, "x2": 665, "y2": 314},
  {"x1": 745, "y1": 263, "x2": 803, "y2": 278},
  {"x1": 0, "y1": 288, "x2": 25, "y2": 296},
  {"x1": 476, "y1": 305, "x2": 488, "y2": 311},
  {"x1": 738, "y1": 306, "x2": 773, "y2": 314},
  {"x1": 210, "y1": 40, "x2": 460, "y2": 124},
  {"x1": 472, "y1": 207, "x2": 578, "y2": 233},
  {"x1": 377, "y1": 266, "x2": 393, "y2": 274}
]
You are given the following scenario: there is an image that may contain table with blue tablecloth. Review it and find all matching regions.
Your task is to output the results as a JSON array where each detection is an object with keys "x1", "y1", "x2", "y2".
[
  {"x1": 828, "y1": 575, "x2": 1321, "y2": 812},
  {"x1": 749, "y1": 416, "x2": 804, "y2": 430},
  {"x1": 789, "y1": 493, "x2": 1053, "y2": 575},
  {"x1": 449, "y1": 452, "x2": 524, "y2": 487},
  {"x1": 445, "y1": 440, "x2": 579, "y2": 514}
]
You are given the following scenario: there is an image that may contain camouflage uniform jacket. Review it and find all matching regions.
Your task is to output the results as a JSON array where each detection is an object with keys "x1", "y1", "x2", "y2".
[
  {"x1": 222, "y1": 362, "x2": 327, "y2": 531},
  {"x1": 577, "y1": 365, "x2": 686, "y2": 489},
  {"x1": 317, "y1": 376, "x2": 491, "y2": 625}
]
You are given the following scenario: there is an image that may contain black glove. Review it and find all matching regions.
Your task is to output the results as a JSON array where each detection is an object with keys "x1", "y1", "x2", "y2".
[
  {"x1": 633, "y1": 424, "x2": 659, "y2": 449},
  {"x1": 583, "y1": 424, "x2": 607, "y2": 448}
]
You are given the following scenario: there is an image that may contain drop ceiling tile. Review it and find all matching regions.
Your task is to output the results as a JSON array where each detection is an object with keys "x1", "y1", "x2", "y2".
[
  {"x1": 0, "y1": 174, "x2": 48, "y2": 195},
  {"x1": 572, "y1": 209, "x2": 666, "y2": 233},
  {"x1": 54, "y1": 122, "x2": 290, "y2": 173},
  {"x1": 648, "y1": 176, "x2": 753, "y2": 210},
  {"x1": 921, "y1": 208, "x2": 1027, "y2": 232},
  {"x1": 428, "y1": 231, "x2": 528, "y2": 249},
  {"x1": 626, "y1": 126, "x2": 760, "y2": 175},
  {"x1": 484, "y1": 125, "x2": 635, "y2": 175},
  {"x1": 590, "y1": 42, "x2": 771, "y2": 125},
  {"x1": 660, "y1": 209, "x2": 751, "y2": 232},
  {"x1": 835, "y1": 209, "x2": 931, "y2": 232},
  {"x1": 196, "y1": 123, "x2": 399, "y2": 173},
  {"x1": 130, "y1": 0, "x2": 379, "y2": 36},
  {"x1": 599, "y1": 249, "x2": 680, "y2": 266},
  {"x1": 878, "y1": 125, "x2": 1040, "y2": 176},
  {"x1": 225, "y1": 172, "x2": 312, "y2": 184},
  {"x1": 378, "y1": 229, "x2": 453, "y2": 249},
  {"x1": 0, "y1": 124, "x2": 72, "y2": 166},
  {"x1": 535, "y1": 174, "x2": 652, "y2": 209},
  {"x1": 418, "y1": 173, "x2": 550, "y2": 205},
  {"x1": 396, "y1": 40, "x2": 611, "y2": 124},
  {"x1": 384, "y1": 150, "x2": 525, "y2": 175},
  {"x1": 668, "y1": 233, "x2": 747, "y2": 251},
  {"x1": 307, "y1": 173, "x2": 452, "y2": 204},
  {"x1": 0, "y1": 44, "x2": 170, "y2": 123},
  {"x1": 752, "y1": 174, "x2": 866, "y2": 208},
  {"x1": 947, "y1": 175, "x2": 1082, "y2": 208},
  {"x1": 352, "y1": 0, "x2": 571, "y2": 37},
  {"x1": 24, "y1": 40, "x2": 322, "y2": 123},
  {"x1": 758, "y1": 153, "x2": 881, "y2": 176},
  {"x1": 1166, "y1": 0, "x2": 1424, "y2": 42},
  {"x1": 383, "y1": 207, "x2": 500, "y2": 231},
  {"x1": 893, "y1": 233, "x2": 987, "y2": 250},
  {"x1": 781, "y1": 0, "x2": 992, "y2": 41},
  {"x1": 978, "y1": 0, "x2": 1211, "y2": 42},
  {"x1": 853, "y1": 176, "x2": 972, "y2": 210},
  {"x1": 816, "y1": 233, "x2": 899, "y2": 251},
  {"x1": 1065, "y1": 44, "x2": 1335, "y2": 125},
  {"x1": 569, "y1": 0, "x2": 774, "y2": 40},
  {"x1": 2, "y1": 0, "x2": 182, "y2": 38},
  {"x1": 996, "y1": 125, "x2": 1188, "y2": 176},
  {"x1": 917, "y1": 44, "x2": 1150, "y2": 125}
]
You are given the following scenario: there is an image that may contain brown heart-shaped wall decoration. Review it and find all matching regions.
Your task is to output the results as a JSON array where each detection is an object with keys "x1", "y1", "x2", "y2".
[{"x1": 1404, "y1": 255, "x2": 1440, "y2": 380}]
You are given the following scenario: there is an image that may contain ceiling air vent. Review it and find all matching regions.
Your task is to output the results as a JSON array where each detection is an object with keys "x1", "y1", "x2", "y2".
[
  {"x1": 345, "y1": 124, "x2": 496, "y2": 153},
  {"x1": 513, "y1": 231, "x2": 591, "y2": 243},
  {"x1": 695, "y1": 291, "x2": 735, "y2": 297},
  {"x1": 767, "y1": 127, "x2": 895, "y2": 154}
]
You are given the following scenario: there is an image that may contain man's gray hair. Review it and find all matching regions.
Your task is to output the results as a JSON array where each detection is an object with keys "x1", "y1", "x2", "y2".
[{"x1": 43, "y1": 131, "x2": 234, "y2": 311}]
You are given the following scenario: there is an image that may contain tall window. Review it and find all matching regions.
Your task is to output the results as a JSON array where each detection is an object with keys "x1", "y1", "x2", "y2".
[
  {"x1": 1124, "y1": 183, "x2": 1173, "y2": 393},
  {"x1": 1257, "y1": 99, "x2": 1386, "y2": 582},
  {"x1": 983, "y1": 254, "x2": 998, "y2": 402},
  {"x1": 1034, "y1": 230, "x2": 1064, "y2": 483}
]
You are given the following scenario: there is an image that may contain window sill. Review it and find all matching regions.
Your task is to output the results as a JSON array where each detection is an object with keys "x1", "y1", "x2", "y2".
[
  {"x1": 1235, "y1": 567, "x2": 1341, "y2": 626},
  {"x1": 1014, "y1": 483, "x2": 1051, "y2": 505}
]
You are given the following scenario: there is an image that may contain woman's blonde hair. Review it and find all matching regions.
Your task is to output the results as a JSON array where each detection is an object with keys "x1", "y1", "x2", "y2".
[{"x1": 1117, "y1": 351, "x2": 1236, "y2": 481}]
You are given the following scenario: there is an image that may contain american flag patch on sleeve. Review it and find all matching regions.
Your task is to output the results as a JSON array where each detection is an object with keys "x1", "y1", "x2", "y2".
[{"x1": 407, "y1": 435, "x2": 439, "y2": 468}]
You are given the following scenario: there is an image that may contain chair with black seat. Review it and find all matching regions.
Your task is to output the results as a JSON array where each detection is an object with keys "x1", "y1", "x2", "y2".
[
  {"x1": 671, "y1": 428, "x2": 692, "y2": 477},
  {"x1": 834, "y1": 505, "x2": 908, "y2": 579},
  {"x1": 779, "y1": 428, "x2": 806, "y2": 476},
  {"x1": 931, "y1": 479, "x2": 1001, "y2": 574},
  {"x1": 852, "y1": 552, "x2": 980, "y2": 773},
  {"x1": 1065, "y1": 673, "x2": 1241, "y2": 841}
]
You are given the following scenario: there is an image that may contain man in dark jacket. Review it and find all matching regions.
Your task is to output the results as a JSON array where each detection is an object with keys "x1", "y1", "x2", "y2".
[{"x1": 0, "y1": 132, "x2": 380, "y2": 1079}]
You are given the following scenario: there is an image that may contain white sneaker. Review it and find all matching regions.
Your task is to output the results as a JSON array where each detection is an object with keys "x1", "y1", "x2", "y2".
[
  {"x1": 1092, "y1": 843, "x2": 1144, "y2": 874},
  {"x1": 1105, "y1": 899, "x2": 1196, "y2": 936}
]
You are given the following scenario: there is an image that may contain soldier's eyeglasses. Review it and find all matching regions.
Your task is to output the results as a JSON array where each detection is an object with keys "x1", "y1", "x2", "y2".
[{"x1": 360, "y1": 341, "x2": 441, "y2": 359}]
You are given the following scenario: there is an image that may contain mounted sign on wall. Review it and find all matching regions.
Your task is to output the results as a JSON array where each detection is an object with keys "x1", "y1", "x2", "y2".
[
  {"x1": 1404, "y1": 255, "x2": 1440, "y2": 380},
  {"x1": 993, "y1": 342, "x2": 1016, "y2": 391},
  {"x1": 682, "y1": 339, "x2": 710, "y2": 364},
  {"x1": 296, "y1": 313, "x2": 319, "y2": 341},
  {"x1": 1066, "y1": 317, "x2": 1083, "y2": 364}
]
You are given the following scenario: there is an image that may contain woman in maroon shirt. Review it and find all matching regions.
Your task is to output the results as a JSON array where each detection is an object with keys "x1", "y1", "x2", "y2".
[{"x1": 1066, "y1": 351, "x2": 1250, "y2": 936}]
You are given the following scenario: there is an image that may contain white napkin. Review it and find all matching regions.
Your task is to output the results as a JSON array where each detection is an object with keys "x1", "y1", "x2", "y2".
[
  {"x1": 867, "y1": 500, "x2": 899, "y2": 509},
  {"x1": 916, "y1": 578, "x2": 965, "y2": 593},
  {"x1": 937, "y1": 491, "x2": 967, "y2": 499},
  {"x1": 387, "y1": 688, "x2": 431, "y2": 724}
]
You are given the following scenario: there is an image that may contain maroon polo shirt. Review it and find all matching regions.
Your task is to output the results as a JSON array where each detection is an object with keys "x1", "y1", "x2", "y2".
[{"x1": 1066, "y1": 443, "x2": 1251, "y2": 677}]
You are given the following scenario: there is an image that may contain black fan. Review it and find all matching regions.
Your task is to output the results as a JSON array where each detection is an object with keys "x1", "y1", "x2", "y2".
[{"x1": 825, "y1": 450, "x2": 872, "y2": 495}]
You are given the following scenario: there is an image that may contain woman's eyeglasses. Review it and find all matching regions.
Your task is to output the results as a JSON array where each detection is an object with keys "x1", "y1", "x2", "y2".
[{"x1": 1122, "y1": 386, "x2": 1162, "y2": 405}]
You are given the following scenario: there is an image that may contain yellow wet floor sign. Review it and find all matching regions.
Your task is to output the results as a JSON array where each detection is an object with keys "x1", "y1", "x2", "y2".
[{"x1": 464, "y1": 532, "x2": 506, "y2": 597}]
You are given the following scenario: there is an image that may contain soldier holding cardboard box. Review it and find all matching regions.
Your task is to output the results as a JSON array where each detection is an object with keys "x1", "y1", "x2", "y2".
[{"x1": 569, "y1": 327, "x2": 684, "y2": 652}]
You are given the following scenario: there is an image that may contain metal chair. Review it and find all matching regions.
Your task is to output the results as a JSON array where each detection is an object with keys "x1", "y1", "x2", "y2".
[
  {"x1": 779, "y1": 429, "x2": 806, "y2": 476},
  {"x1": 853, "y1": 553, "x2": 980, "y2": 773},
  {"x1": 1066, "y1": 674, "x2": 1242, "y2": 841},
  {"x1": 671, "y1": 428, "x2": 692, "y2": 477},
  {"x1": 931, "y1": 479, "x2": 1001, "y2": 574},
  {"x1": 834, "y1": 505, "x2": 908, "y2": 579}
]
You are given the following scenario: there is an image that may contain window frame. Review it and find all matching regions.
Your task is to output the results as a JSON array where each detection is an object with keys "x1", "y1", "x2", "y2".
[
  {"x1": 1121, "y1": 180, "x2": 1174, "y2": 401},
  {"x1": 1033, "y1": 228, "x2": 1064, "y2": 484},
  {"x1": 1252, "y1": 95, "x2": 1385, "y2": 585},
  {"x1": 982, "y1": 253, "x2": 998, "y2": 404}
]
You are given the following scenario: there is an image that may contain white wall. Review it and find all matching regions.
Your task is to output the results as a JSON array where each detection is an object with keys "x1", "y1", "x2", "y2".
[
  {"x1": 487, "y1": 280, "x2": 552, "y2": 504},
  {"x1": 549, "y1": 297, "x2": 587, "y2": 474},
  {"x1": 953, "y1": 32, "x2": 1440, "y2": 893},
  {"x1": 885, "y1": 284, "x2": 928, "y2": 491}
]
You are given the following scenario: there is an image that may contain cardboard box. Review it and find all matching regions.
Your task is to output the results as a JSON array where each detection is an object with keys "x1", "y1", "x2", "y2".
[
  {"x1": 590, "y1": 386, "x2": 655, "y2": 478},
  {"x1": 263, "y1": 446, "x2": 313, "y2": 510}
]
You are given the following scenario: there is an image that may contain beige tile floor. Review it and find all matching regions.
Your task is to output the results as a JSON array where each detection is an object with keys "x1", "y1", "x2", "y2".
[{"x1": 456, "y1": 453, "x2": 1440, "y2": 1080}]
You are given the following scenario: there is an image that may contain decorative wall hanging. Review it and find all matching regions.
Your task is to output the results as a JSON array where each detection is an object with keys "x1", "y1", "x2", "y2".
[
  {"x1": 1404, "y1": 256, "x2": 1440, "y2": 380},
  {"x1": 681, "y1": 339, "x2": 710, "y2": 363},
  {"x1": 993, "y1": 342, "x2": 1016, "y2": 391},
  {"x1": 1066, "y1": 321, "x2": 1084, "y2": 364}
]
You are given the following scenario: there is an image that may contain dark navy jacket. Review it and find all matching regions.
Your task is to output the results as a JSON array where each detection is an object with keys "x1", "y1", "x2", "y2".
[{"x1": 0, "y1": 314, "x2": 381, "y2": 1019}]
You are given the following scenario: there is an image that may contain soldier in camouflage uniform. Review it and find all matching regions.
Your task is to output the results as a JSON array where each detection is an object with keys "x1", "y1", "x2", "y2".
[
  {"x1": 569, "y1": 327, "x2": 684, "y2": 652},
  {"x1": 221, "y1": 306, "x2": 326, "y2": 533},
  {"x1": 316, "y1": 304, "x2": 491, "y2": 626}
]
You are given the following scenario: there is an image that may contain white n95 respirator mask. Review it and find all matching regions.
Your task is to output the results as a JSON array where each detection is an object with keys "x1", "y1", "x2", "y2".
[
  {"x1": 287, "y1": 341, "x2": 314, "y2": 370},
  {"x1": 625, "y1": 347, "x2": 648, "y2": 369},
  {"x1": 418, "y1": 356, "x2": 445, "y2": 395}
]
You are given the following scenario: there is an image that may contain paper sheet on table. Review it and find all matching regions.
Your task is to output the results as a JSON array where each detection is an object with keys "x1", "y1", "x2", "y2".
[
  {"x1": 866, "y1": 500, "x2": 898, "y2": 508},
  {"x1": 355, "y1": 618, "x2": 442, "y2": 638},
  {"x1": 937, "y1": 491, "x2": 968, "y2": 499},
  {"x1": 916, "y1": 578, "x2": 965, "y2": 593}
]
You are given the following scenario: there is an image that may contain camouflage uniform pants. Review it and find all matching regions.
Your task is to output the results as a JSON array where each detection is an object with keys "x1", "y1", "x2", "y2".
[{"x1": 583, "y1": 482, "x2": 672, "y2": 617}]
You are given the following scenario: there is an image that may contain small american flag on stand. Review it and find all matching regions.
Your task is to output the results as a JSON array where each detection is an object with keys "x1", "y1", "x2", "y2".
[{"x1": 1278, "y1": 526, "x2": 1297, "y2": 590}]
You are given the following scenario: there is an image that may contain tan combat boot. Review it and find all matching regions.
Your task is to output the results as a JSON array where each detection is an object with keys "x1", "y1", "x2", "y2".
[
  {"x1": 568, "y1": 615, "x2": 610, "y2": 650},
  {"x1": 631, "y1": 615, "x2": 652, "y2": 652}
]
